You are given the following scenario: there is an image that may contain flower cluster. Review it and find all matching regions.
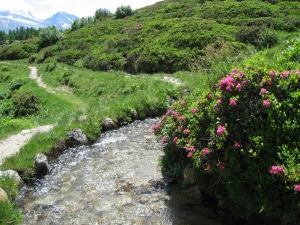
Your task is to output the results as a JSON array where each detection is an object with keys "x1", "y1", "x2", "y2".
[
  {"x1": 200, "y1": 148, "x2": 210, "y2": 155},
  {"x1": 270, "y1": 165, "x2": 285, "y2": 175}
]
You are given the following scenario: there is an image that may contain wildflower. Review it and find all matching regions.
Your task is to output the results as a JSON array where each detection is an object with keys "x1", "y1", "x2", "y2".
[
  {"x1": 217, "y1": 162, "x2": 225, "y2": 170},
  {"x1": 263, "y1": 100, "x2": 271, "y2": 107},
  {"x1": 243, "y1": 79, "x2": 248, "y2": 84},
  {"x1": 234, "y1": 142, "x2": 241, "y2": 148},
  {"x1": 200, "y1": 148, "x2": 210, "y2": 155},
  {"x1": 296, "y1": 70, "x2": 300, "y2": 75},
  {"x1": 178, "y1": 126, "x2": 183, "y2": 130},
  {"x1": 236, "y1": 83, "x2": 242, "y2": 91},
  {"x1": 226, "y1": 85, "x2": 232, "y2": 92},
  {"x1": 217, "y1": 125, "x2": 226, "y2": 136},
  {"x1": 152, "y1": 124, "x2": 160, "y2": 130},
  {"x1": 280, "y1": 70, "x2": 291, "y2": 78},
  {"x1": 230, "y1": 99, "x2": 237, "y2": 106},
  {"x1": 173, "y1": 137, "x2": 178, "y2": 142},
  {"x1": 184, "y1": 129, "x2": 190, "y2": 134},
  {"x1": 180, "y1": 115, "x2": 184, "y2": 121},
  {"x1": 207, "y1": 92, "x2": 212, "y2": 99},
  {"x1": 260, "y1": 88, "x2": 267, "y2": 94},
  {"x1": 197, "y1": 101, "x2": 201, "y2": 105},
  {"x1": 186, "y1": 146, "x2": 196, "y2": 152},
  {"x1": 161, "y1": 115, "x2": 166, "y2": 120},
  {"x1": 206, "y1": 165, "x2": 211, "y2": 170},
  {"x1": 269, "y1": 71, "x2": 276, "y2": 78},
  {"x1": 180, "y1": 102, "x2": 185, "y2": 106},
  {"x1": 217, "y1": 99, "x2": 222, "y2": 105},
  {"x1": 270, "y1": 165, "x2": 285, "y2": 175},
  {"x1": 295, "y1": 185, "x2": 300, "y2": 192},
  {"x1": 187, "y1": 152, "x2": 193, "y2": 158},
  {"x1": 166, "y1": 110, "x2": 172, "y2": 115},
  {"x1": 191, "y1": 108, "x2": 197, "y2": 114}
]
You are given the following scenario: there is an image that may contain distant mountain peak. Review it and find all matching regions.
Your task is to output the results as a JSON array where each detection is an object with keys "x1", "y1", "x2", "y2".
[{"x1": 0, "y1": 7, "x2": 78, "y2": 33}]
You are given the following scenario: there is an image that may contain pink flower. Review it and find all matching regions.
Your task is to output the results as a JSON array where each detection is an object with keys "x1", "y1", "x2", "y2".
[
  {"x1": 180, "y1": 115, "x2": 184, "y2": 121},
  {"x1": 280, "y1": 70, "x2": 291, "y2": 78},
  {"x1": 234, "y1": 142, "x2": 241, "y2": 148},
  {"x1": 269, "y1": 71, "x2": 276, "y2": 78},
  {"x1": 173, "y1": 137, "x2": 178, "y2": 142},
  {"x1": 263, "y1": 100, "x2": 271, "y2": 107},
  {"x1": 191, "y1": 108, "x2": 197, "y2": 114},
  {"x1": 186, "y1": 146, "x2": 196, "y2": 152},
  {"x1": 197, "y1": 101, "x2": 201, "y2": 105},
  {"x1": 184, "y1": 129, "x2": 190, "y2": 134},
  {"x1": 161, "y1": 115, "x2": 166, "y2": 120},
  {"x1": 206, "y1": 165, "x2": 211, "y2": 170},
  {"x1": 226, "y1": 85, "x2": 232, "y2": 92},
  {"x1": 295, "y1": 185, "x2": 300, "y2": 192},
  {"x1": 260, "y1": 88, "x2": 267, "y2": 94},
  {"x1": 217, "y1": 99, "x2": 222, "y2": 105},
  {"x1": 236, "y1": 83, "x2": 242, "y2": 91},
  {"x1": 270, "y1": 165, "x2": 285, "y2": 175},
  {"x1": 200, "y1": 148, "x2": 210, "y2": 155},
  {"x1": 178, "y1": 126, "x2": 182, "y2": 130},
  {"x1": 152, "y1": 124, "x2": 161, "y2": 130},
  {"x1": 180, "y1": 101, "x2": 185, "y2": 106},
  {"x1": 166, "y1": 110, "x2": 172, "y2": 115},
  {"x1": 296, "y1": 70, "x2": 300, "y2": 75},
  {"x1": 217, "y1": 125, "x2": 226, "y2": 136},
  {"x1": 217, "y1": 162, "x2": 225, "y2": 170},
  {"x1": 230, "y1": 99, "x2": 237, "y2": 106},
  {"x1": 207, "y1": 92, "x2": 212, "y2": 99},
  {"x1": 187, "y1": 152, "x2": 193, "y2": 158},
  {"x1": 243, "y1": 79, "x2": 248, "y2": 84}
]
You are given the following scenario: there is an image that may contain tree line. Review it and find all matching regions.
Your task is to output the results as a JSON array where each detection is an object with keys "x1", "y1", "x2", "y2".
[{"x1": 0, "y1": 26, "x2": 40, "y2": 44}]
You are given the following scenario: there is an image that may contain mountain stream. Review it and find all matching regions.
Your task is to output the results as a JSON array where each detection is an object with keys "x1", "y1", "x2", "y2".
[{"x1": 17, "y1": 118, "x2": 221, "y2": 225}]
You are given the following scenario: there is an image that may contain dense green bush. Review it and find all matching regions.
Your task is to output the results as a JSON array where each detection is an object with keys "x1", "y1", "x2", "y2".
[
  {"x1": 115, "y1": 5, "x2": 135, "y2": 19},
  {"x1": 236, "y1": 26, "x2": 278, "y2": 50},
  {"x1": 39, "y1": 26, "x2": 64, "y2": 48},
  {"x1": 155, "y1": 67, "x2": 300, "y2": 224},
  {"x1": 12, "y1": 90, "x2": 40, "y2": 117}
]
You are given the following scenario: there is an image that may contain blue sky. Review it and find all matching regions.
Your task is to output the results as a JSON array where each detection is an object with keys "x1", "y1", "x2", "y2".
[{"x1": 3, "y1": 0, "x2": 162, "y2": 19}]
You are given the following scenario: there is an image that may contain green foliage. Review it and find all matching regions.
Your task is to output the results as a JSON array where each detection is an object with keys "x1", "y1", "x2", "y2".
[
  {"x1": 155, "y1": 66, "x2": 300, "y2": 223},
  {"x1": 0, "y1": 201, "x2": 23, "y2": 225},
  {"x1": 115, "y1": 5, "x2": 135, "y2": 19},
  {"x1": 95, "y1": 8, "x2": 112, "y2": 20},
  {"x1": 236, "y1": 26, "x2": 278, "y2": 50},
  {"x1": 8, "y1": 78, "x2": 23, "y2": 91},
  {"x1": 280, "y1": 38, "x2": 300, "y2": 62},
  {"x1": 39, "y1": 26, "x2": 64, "y2": 48},
  {"x1": 43, "y1": 57, "x2": 57, "y2": 72},
  {"x1": 12, "y1": 90, "x2": 40, "y2": 117}
]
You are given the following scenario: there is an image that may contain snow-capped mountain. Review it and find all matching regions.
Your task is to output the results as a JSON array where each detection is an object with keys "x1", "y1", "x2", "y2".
[
  {"x1": 43, "y1": 12, "x2": 78, "y2": 30},
  {"x1": 0, "y1": 0, "x2": 78, "y2": 33}
]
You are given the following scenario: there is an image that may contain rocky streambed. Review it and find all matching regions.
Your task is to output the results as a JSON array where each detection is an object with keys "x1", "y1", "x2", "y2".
[{"x1": 17, "y1": 118, "x2": 222, "y2": 225}]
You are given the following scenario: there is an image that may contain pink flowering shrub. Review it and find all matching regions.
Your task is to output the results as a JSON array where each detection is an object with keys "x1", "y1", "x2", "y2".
[{"x1": 154, "y1": 67, "x2": 300, "y2": 223}]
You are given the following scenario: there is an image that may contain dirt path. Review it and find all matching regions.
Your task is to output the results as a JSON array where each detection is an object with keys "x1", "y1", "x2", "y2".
[
  {"x1": 0, "y1": 125, "x2": 55, "y2": 165},
  {"x1": 0, "y1": 66, "x2": 55, "y2": 166}
]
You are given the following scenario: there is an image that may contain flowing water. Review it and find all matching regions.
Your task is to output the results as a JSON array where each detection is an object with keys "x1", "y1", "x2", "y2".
[{"x1": 17, "y1": 118, "x2": 221, "y2": 225}]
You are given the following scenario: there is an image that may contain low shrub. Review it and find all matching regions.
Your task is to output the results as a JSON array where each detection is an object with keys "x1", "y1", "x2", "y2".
[
  {"x1": 155, "y1": 67, "x2": 300, "y2": 224},
  {"x1": 12, "y1": 90, "x2": 40, "y2": 117},
  {"x1": 236, "y1": 26, "x2": 278, "y2": 50}
]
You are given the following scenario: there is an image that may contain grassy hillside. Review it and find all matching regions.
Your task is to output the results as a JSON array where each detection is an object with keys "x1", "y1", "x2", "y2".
[{"x1": 1, "y1": 0, "x2": 299, "y2": 74}]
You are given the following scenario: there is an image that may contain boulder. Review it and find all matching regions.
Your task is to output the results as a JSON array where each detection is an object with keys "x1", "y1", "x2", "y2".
[
  {"x1": 101, "y1": 118, "x2": 118, "y2": 131},
  {"x1": 34, "y1": 154, "x2": 50, "y2": 178},
  {"x1": 182, "y1": 163, "x2": 195, "y2": 187},
  {"x1": 67, "y1": 128, "x2": 89, "y2": 145},
  {"x1": 0, "y1": 187, "x2": 8, "y2": 202},
  {"x1": 0, "y1": 170, "x2": 24, "y2": 186}
]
